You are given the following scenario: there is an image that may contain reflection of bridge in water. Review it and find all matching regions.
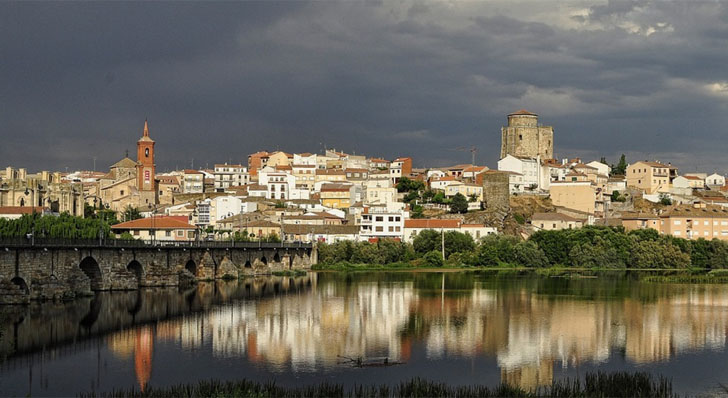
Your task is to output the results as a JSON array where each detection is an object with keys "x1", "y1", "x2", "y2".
[{"x1": 0, "y1": 274, "x2": 316, "y2": 363}]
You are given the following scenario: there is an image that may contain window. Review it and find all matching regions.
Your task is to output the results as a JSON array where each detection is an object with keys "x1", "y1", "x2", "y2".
[
  {"x1": 388, "y1": 226, "x2": 394, "y2": 232},
  {"x1": 376, "y1": 226, "x2": 383, "y2": 232},
  {"x1": 674, "y1": 220, "x2": 681, "y2": 225},
  {"x1": 388, "y1": 216, "x2": 394, "y2": 222},
  {"x1": 553, "y1": 223, "x2": 557, "y2": 228},
  {"x1": 519, "y1": 134, "x2": 522, "y2": 140},
  {"x1": 705, "y1": 221, "x2": 710, "y2": 226},
  {"x1": 395, "y1": 226, "x2": 401, "y2": 232},
  {"x1": 178, "y1": 230, "x2": 185, "y2": 237},
  {"x1": 165, "y1": 231, "x2": 172, "y2": 237},
  {"x1": 376, "y1": 216, "x2": 383, "y2": 222},
  {"x1": 674, "y1": 231, "x2": 681, "y2": 236}
]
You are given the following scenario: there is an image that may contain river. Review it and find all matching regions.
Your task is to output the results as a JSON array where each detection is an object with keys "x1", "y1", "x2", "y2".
[{"x1": 1, "y1": 271, "x2": 727, "y2": 396}]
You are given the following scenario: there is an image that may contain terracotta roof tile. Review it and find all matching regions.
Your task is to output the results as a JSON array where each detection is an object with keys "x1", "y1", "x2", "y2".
[{"x1": 111, "y1": 217, "x2": 196, "y2": 230}]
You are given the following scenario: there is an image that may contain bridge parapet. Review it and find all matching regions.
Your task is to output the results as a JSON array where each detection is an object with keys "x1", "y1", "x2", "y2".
[{"x1": 0, "y1": 239, "x2": 316, "y2": 304}]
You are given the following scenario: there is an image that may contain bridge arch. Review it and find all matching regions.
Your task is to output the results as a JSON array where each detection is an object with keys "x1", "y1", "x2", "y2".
[
  {"x1": 273, "y1": 252, "x2": 281, "y2": 263},
  {"x1": 185, "y1": 259, "x2": 197, "y2": 276},
  {"x1": 127, "y1": 260, "x2": 144, "y2": 285},
  {"x1": 79, "y1": 256, "x2": 103, "y2": 291},
  {"x1": 260, "y1": 256, "x2": 268, "y2": 265},
  {"x1": 244, "y1": 260, "x2": 252, "y2": 268},
  {"x1": 10, "y1": 277, "x2": 29, "y2": 295}
]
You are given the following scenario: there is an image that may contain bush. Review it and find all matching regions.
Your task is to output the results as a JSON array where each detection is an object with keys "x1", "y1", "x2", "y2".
[
  {"x1": 513, "y1": 241, "x2": 549, "y2": 267},
  {"x1": 422, "y1": 250, "x2": 444, "y2": 267}
]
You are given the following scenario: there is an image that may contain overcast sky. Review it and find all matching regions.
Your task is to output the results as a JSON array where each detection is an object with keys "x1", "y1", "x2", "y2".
[{"x1": 2, "y1": 1, "x2": 728, "y2": 173}]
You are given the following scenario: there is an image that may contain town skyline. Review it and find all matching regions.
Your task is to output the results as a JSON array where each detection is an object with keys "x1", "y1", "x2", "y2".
[{"x1": 2, "y1": 2, "x2": 728, "y2": 172}]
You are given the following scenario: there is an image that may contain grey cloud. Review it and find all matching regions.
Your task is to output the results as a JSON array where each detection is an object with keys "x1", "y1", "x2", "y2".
[{"x1": 1, "y1": 1, "x2": 728, "y2": 172}]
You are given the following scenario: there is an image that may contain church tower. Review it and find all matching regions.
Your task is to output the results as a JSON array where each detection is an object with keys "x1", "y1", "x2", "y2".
[{"x1": 136, "y1": 120, "x2": 156, "y2": 203}]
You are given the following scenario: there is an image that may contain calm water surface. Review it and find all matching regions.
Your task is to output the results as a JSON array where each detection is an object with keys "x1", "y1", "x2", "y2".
[{"x1": 1, "y1": 271, "x2": 728, "y2": 396}]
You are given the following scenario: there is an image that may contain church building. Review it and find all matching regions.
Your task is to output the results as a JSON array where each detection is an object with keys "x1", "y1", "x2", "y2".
[{"x1": 95, "y1": 121, "x2": 158, "y2": 212}]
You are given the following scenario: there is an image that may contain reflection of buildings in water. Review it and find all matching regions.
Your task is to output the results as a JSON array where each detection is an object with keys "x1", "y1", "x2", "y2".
[
  {"x1": 107, "y1": 327, "x2": 154, "y2": 392},
  {"x1": 623, "y1": 287, "x2": 728, "y2": 363},
  {"x1": 102, "y1": 277, "x2": 728, "y2": 390},
  {"x1": 134, "y1": 327, "x2": 154, "y2": 392},
  {"x1": 501, "y1": 360, "x2": 554, "y2": 391}
]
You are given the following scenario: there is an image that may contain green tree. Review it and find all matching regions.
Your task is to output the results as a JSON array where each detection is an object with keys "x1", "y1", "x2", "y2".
[
  {"x1": 659, "y1": 193, "x2": 672, "y2": 206},
  {"x1": 122, "y1": 205, "x2": 142, "y2": 221},
  {"x1": 413, "y1": 229, "x2": 440, "y2": 254},
  {"x1": 432, "y1": 192, "x2": 446, "y2": 204},
  {"x1": 513, "y1": 241, "x2": 549, "y2": 267},
  {"x1": 423, "y1": 250, "x2": 444, "y2": 267},
  {"x1": 612, "y1": 154, "x2": 627, "y2": 176},
  {"x1": 449, "y1": 193, "x2": 468, "y2": 214}
]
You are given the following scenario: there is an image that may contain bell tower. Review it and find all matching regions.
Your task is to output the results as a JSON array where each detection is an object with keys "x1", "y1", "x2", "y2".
[{"x1": 136, "y1": 120, "x2": 156, "y2": 196}]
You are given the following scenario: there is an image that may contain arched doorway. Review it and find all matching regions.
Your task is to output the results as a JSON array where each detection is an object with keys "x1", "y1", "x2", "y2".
[
  {"x1": 10, "y1": 277, "x2": 29, "y2": 295},
  {"x1": 127, "y1": 260, "x2": 143, "y2": 286},
  {"x1": 185, "y1": 259, "x2": 197, "y2": 276},
  {"x1": 79, "y1": 257, "x2": 103, "y2": 291}
]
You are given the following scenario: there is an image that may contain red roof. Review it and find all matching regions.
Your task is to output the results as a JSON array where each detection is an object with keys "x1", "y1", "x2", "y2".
[
  {"x1": 111, "y1": 216, "x2": 196, "y2": 230},
  {"x1": 404, "y1": 219, "x2": 461, "y2": 229},
  {"x1": 0, "y1": 206, "x2": 47, "y2": 215},
  {"x1": 509, "y1": 109, "x2": 537, "y2": 116}
]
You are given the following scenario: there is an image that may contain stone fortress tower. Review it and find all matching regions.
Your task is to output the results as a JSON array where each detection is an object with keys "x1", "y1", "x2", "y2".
[{"x1": 500, "y1": 110, "x2": 554, "y2": 159}]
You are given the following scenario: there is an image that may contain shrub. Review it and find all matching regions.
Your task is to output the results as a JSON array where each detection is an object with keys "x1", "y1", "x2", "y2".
[{"x1": 422, "y1": 250, "x2": 444, "y2": 267}]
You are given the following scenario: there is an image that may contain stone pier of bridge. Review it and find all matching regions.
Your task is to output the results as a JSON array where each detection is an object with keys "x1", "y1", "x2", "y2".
[{"x1": 0, "y1": 241, "x2": 315, "y2": 304}]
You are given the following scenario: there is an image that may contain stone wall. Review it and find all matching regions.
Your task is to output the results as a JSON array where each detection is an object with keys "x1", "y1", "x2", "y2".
[
  {"x1": 482, "y1": 173, "x2": 511, "y2": 211},
  {"x1": 0, "y1": 245, "x2": 314, "y2": 304}
]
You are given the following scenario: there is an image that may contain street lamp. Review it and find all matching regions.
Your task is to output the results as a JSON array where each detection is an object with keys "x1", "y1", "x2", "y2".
[{"x1": 148, "y1": 203, "x2": 156, "y2": 245}]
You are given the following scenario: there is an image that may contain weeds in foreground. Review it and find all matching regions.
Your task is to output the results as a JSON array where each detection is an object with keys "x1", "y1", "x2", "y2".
[{"x1": 80, "y1": 371, "x2": 676, "y2": 398}]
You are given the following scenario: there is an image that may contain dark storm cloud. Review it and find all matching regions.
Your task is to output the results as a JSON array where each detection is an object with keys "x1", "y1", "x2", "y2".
[{"x1": 1, "y1": 1, "x2": 728, "y2": 173}]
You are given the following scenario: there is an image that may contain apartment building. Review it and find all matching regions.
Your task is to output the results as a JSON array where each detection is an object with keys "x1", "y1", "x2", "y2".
[
  {"x1": 214, "y1": 164, "x2": 248, "y2": 191},
  {"x1": 360, "y1": 206, "x2": 406, "y2": 240},
  {"x1": 626, "y1": 161, "x2": 673, "y2": 194}
]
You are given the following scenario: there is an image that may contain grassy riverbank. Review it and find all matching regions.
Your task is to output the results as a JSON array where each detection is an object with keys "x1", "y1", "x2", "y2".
[{"x1": 81, "y1": 371, "x2": 676, "y2": 398}]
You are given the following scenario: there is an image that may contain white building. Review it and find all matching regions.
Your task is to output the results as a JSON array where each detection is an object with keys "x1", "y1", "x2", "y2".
[
  {"x1": 586, "y1": 161, "x2": 610, "y2": 177},
  {"x1": 707, "y1": 173, "x2": 725, "y2": 187},
  {"x1": 258, "y1": 168, "x2": 296, "y2": 200},
  {"x1": 360, "y1": 207, "x2": 407, "y2": 240},
  {"x1": 214, "y1": 163, "x2": 248, "y2": 191},
  {"x1": 497, "y1": 155, "x2": 549, "y2": 192},
  {"x1": 403, "y1": 219, "x2": 496, "y2": 243}
]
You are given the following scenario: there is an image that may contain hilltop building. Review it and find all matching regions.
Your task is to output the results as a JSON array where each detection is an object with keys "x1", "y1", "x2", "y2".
[{"x1": 500, "y1": 110, "x2": 554, "y2": 160}]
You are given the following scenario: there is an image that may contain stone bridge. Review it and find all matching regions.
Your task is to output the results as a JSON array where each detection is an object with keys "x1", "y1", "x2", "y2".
[{"x1": 0, "y1": 239, "x2": 316, "y2": 303}]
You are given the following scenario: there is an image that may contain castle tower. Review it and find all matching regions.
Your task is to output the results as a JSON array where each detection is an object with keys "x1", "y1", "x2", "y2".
[
  {"x1": 136, "y1": 120, "x2": 156, "y2": 204},
  {"x1": 500, "y1": 110, "x2": 554, "y2": 160}
]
